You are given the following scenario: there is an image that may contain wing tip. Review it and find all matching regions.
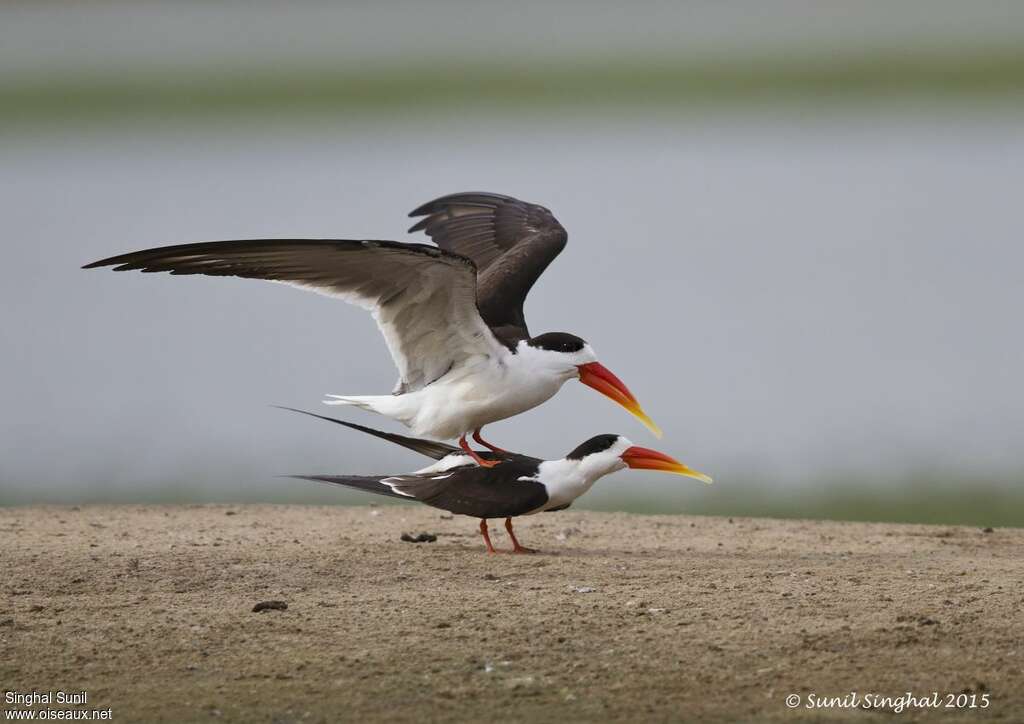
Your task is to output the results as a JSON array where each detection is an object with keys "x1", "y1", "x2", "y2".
[
  {"x1": 407, "y1": 217, "x2": 430, "y2": 234},
  {"x1": 82, "y1": 257, "x2": 118, "y2": 270},
  {"x1": 407, "y1": 191, "x2": 514, "y2": 219}
]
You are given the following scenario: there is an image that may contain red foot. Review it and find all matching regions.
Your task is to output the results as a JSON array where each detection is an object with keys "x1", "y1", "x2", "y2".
[
  {"x1": 505, "y1": 518, "x2": 539, "y2": 554},
  {"x1": 460, "y1": 434, "x2": 500, "y2": 468},
  {"x1": 473, "y1": 428, "x2": 508, "y2": 454},
  {"x1": 479, "y1": 519, "x2": 498, "y2": 554}
]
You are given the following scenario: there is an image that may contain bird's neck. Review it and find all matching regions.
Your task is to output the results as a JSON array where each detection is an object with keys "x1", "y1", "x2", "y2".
[
  {"x1": 536, "y1": 457, "x2": 623, "y2": 508},
  {"x1": 508, "y1": 343, "x2": 578, "y2": 383}
]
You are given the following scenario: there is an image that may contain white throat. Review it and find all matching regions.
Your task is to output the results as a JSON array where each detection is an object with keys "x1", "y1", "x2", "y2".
[
  {"x1": 529, "y1": 438, "x2": 631, "y2": 512},
  {"x1": 513, "y1": 340, "x2": 597, "y2": 382}
]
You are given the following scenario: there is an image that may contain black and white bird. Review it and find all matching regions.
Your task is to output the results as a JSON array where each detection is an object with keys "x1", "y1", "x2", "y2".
[
  {"x1": 283, "y1": 408, "x2": 711, "y2": 554},
  {"x1": 84, "y1": 192, "x2": 660, "y2": 466}
]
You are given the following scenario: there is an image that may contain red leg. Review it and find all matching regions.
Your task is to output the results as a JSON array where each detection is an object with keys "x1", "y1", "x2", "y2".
[
  {"x1": 473, "y1": 427, "x2": 508, "y2": 454},
  {"x1": 505, "y1": 517, "x2": 537, "y2": 554},
  {"x1": 459, "y1": 434, "x2": 498, "y2": 468},
  {"x1": 479, "y1": 519, "x2": 498, "y2": 554}
]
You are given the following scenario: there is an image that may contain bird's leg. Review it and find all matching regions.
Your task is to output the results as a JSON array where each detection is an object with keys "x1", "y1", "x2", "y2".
[
  {"x1": 479, "y1": 519, "x2": 498, "y2": 554},
  {"x1": 472, "y1": 428, "x2": 508, "y2": 455},
  {"x1": 459, "y1": 433, "x2": 499, "y2": 468},
  {"x1": 505, "y1": 517, "x2": 537, "y2": 554}
]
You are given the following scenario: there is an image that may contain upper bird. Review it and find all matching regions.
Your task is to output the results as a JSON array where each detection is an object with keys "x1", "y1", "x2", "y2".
[{"x1": 83, "y1": 191, "x2": 660, "y2": 466}]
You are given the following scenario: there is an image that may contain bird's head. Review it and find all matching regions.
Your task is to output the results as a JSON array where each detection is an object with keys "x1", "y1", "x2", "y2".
[
  {"x1": 522, "y1": 332, "x2": 662, "y2": 438},
  {"x1": 566, "y1": 434, "x2": 712, "y2": 484}
]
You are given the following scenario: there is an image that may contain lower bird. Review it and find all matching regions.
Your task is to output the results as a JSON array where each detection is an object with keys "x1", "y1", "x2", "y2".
[{"x1": 284, "y1": 408, "x2": 711, "y2": 554}]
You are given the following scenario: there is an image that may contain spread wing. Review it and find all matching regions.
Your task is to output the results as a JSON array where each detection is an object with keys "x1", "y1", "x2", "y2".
[
  {"x1": 83, "y1": 239, "x2": 504, "y2": 393},
  {"x1": 408, "y1": 192, "x2": 568, "y2": 341}
]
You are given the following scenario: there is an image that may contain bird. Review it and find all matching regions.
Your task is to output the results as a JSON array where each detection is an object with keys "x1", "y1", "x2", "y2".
[
  {"x1": 83, "y1": 192, "x2": 661, "y2": 467},
  {"x1": 281, "y1": 407, "x2": 711, "y2": 554}
]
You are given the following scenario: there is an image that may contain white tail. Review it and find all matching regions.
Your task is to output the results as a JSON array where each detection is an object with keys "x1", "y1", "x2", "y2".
[
  {"x1": 323, "y1": 393, "x2": 428, "y2": 434},
  {"x1": 324, "y1": 394, "x2": 386, "y2": 411},
  {"x1": 322, "y1": 393, "x2": 412, "y2": 421}
]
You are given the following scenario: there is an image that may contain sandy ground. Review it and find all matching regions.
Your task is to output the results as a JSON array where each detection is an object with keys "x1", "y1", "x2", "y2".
[{"x1": 2, "y1": 505, "x2": 1021, "y2": 723}]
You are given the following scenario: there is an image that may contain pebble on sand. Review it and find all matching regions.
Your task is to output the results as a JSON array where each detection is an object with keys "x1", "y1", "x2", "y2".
[{"x1": 401, "y1": 532, "x2": 438, "y2": 543}]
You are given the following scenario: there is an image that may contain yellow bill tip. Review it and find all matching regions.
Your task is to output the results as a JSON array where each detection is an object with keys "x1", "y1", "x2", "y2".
[
  {"x1": 683, "y1": 469, "x2": 714, "y2": 485},
  {"x1": 632, "y1": 407, "x2": 663, "y2": 439}
]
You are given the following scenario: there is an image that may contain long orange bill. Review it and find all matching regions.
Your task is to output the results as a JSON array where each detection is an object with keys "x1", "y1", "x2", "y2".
[
  {"x1": 577, "y1": 362, "x2": 662, "y2": 438},
  {"x1": 620, "y1": 446, "x2": 713, "y2": 484}
]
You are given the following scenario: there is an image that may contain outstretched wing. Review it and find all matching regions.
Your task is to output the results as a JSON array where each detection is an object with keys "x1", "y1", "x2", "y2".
[
  {"x1": 84, "y1": 239, "x2": 504, "y2": 393},
  {"x1": 408, "y1": 192, "x2": 568, "y2": 341}
]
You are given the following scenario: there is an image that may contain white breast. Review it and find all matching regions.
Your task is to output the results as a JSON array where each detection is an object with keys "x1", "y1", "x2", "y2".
[{"x1": 405, "y1": 347, "x2": 570, "y2": 439}]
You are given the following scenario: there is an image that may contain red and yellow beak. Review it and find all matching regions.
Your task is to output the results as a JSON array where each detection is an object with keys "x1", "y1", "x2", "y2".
[
  {"x1": 577, "y1": 362, "x2": 662, "y2": 438},
  {"x1": 620, "y1": 446, "x2": 713, "y2": 484}
]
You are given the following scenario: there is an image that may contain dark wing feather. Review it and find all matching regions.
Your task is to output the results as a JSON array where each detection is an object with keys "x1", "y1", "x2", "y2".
[
  {"x1": 293, "y1": 475, "x2": 412, "y2": 501},
  {"x1": 297, "y1": 460, "x2": 549, "y2": 518},
  {"x1": 274, "y1": 406, "x2": 460, "y2": 461},
  {"x1": 84, "y1": 239, "x2": 503, "y2": 393},
  {"x1": 408, "y1": 192, "x2": 568, "y2": 339},
  {"x1": 378, "y1": 461, "x2": 549, "y2": 518}
]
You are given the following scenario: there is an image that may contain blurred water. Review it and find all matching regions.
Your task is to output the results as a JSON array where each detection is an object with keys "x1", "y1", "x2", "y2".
[
  {"x1": 2, "y1": 108, "x2": 1022, "y2": 507},
  {"x1": 4, "y1": 1, "x2": 1023, "y2": 83}
]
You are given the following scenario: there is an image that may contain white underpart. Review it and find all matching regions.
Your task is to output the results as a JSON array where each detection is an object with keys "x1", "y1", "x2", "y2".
[
  {"x1": 325, "y1": 342, "x2": 599, "y2": 440},
  {"x1": 522, "y1": 437, "x2": 633, "y2": 514},
  {"x1": 279, "y1": 267, "x2": 498, "y2": 394},
  {"x1": 412, "y1": 454, "x2": 476, "y2": 475}
]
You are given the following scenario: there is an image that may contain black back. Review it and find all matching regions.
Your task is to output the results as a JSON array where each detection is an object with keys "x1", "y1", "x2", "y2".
[{"x1": 298, "y1": 457, "x2": 550, "y2": 519}]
